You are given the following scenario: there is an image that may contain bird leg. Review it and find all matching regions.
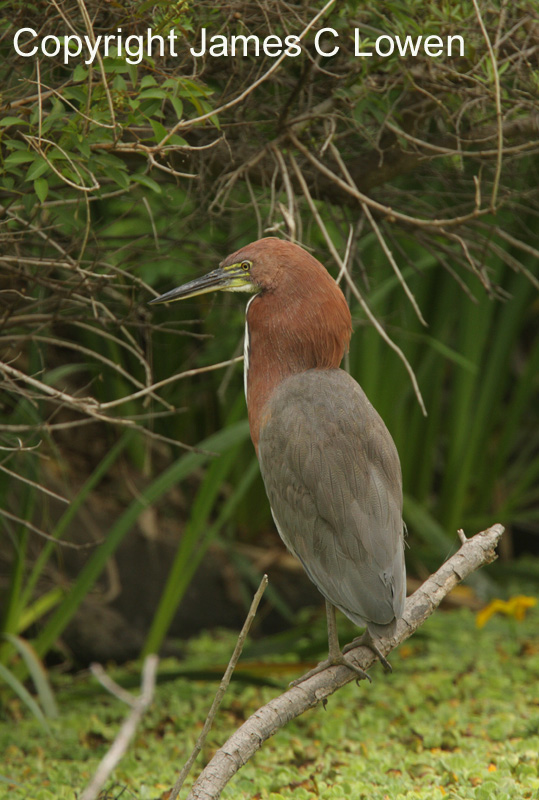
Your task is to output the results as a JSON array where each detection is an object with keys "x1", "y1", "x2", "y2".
[
  {"x1": 290, "y1": 602, "x2": 371, "y2": 686},
  {"x1": 342, "y1": 629, "x2": 392, "y2": 673}
]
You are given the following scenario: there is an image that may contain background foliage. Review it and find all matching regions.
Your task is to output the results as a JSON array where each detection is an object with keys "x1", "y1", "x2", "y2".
[{"x1": 1, "y1": 0, "x2": 538, "y2": 709}]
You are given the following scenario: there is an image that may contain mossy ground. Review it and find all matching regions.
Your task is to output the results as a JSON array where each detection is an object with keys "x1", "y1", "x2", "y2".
[{"x1": 1, "y1": 605, "x2": 538, "y2": 800}]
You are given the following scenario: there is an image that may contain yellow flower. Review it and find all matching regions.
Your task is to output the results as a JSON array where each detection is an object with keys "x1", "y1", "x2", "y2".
[{"x1": 476, "y1": 595, "x2": 537, "y2": 628}]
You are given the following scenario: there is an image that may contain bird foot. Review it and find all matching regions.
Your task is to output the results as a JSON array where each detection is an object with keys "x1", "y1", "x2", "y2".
[
  {"x1": 343, "y1": 631, "x2": 392, "y2": 673},
  {"x1": 290, "y1": 652, "x2": 372, "y2": 687}
]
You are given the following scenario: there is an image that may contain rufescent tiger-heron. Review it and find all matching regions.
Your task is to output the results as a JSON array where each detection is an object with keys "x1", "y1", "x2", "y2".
[{"x1": 150, "y1": 238, "x2": 406, "y2": 684}]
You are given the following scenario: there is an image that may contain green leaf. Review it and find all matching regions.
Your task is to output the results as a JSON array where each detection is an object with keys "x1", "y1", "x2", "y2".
[
  {"x1": 102, "y1": 56, "x2": 131, "y2": 73},
  {"x1": 170, "y1": 97, "x2": 183, "y2": 119},
  {"x1": 34, "y1": 178, "x2": 48, "y2": 202},
  {"x1": 105, "y1": 167, "x2": 130, "y2": 189},
  {"x1": 3, "y1": 139, "x2": 28, "y2": 150},
  {"x1": 17, "y1": 587, "x2": 63, "y2": 633},
  {"x1": 25, "y1": 159, "x2": 49, "y2": 181},
  {"x1": 92, "y1": 152, "x2": 128, "y2": 170},
  {"x1": 138, "y1": 88, "x2": 167, "y2": 100},
  {"x1": 127, "y1": 63, "x2": 138, "y2": 86},
  {"x1": 64, "y1": 86, "x2": 87, "y2": 104},
  {"x1": 178, "y1": 78, "x2": 212, "y2": 98},
  {"x1": 143, "y1": 453, "x2": 260, "y2": 656},
  {"x1": 76, "y1": 138, "x2": 91, "y2": 159},
  {"x1": 0, "y1": 116, "x2": 27, "y2": 128},
  {"x1": 31, "y1": 434, "x2": 132, "y2": 659},
  {"x1": 4, "y1": 151, "x2": 36, "y2": 166},
  {"x1": 138, "y1": 99, "x2": 162, "y2": 117},
  {"x1": 403, "y1": 494, "x2": 453, "y2": 555},
  {"x1": 199, "y1": 100, "x2": 221, "y2": 130},
  {"x1": 132, "y1": 173, "x2": 162, "y2": 193},
  {"x1": 149, "y1": 119, "x2": 168, "y2": 141},
  {"x1": 140, "y1": 75, "x2": 158, "y2": 87},
  {"x1": 73, "y1": 64, "x2": 88, "y2": 81},
  {"x1": 142, "y1": 418, "x2": 251, "y2": 655},
  {"x1": 23, "y1": 192, "x2": 36, "y2": 215},
  {"x1": 168, "y1": 134, "x2": 188, "y2": 146},
  {"x1": 113, "y1": 74, "x2": 127, "y2": 92}
]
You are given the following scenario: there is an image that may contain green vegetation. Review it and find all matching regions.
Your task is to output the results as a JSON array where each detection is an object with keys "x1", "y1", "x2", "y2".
[
  {"x1": 1, "y1": 607, "x2": 538, "y2": 799},
  {"x1": 0, "y1": 0, "x2": 538, "y2": 768}
]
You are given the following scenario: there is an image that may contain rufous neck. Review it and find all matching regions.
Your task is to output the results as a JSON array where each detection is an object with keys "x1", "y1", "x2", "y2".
[{"x1": 245, "y1": 277, "x2": 351, "y2": 451}]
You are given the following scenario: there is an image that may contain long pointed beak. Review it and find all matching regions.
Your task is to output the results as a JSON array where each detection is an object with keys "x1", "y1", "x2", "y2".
[{"x1": 149, "y1": 268, "x2": 231, "y2": 305}]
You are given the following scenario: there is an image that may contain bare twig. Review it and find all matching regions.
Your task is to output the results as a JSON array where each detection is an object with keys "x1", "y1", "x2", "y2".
[
  {"x1": 185, "y1": 524, "x2": 504, "y2": 800},
  {"x1": 289, "y1": 133, "x2": 489, "y2": 230},
  {"x1": 475, "y1": 225, "x2": 539, "y2": 290},
  {"x1": 23, "y1": 134, "x2": 100, "y2": 192},
  {"x1": 289, "y1": 153, "x2": 427, "y2": 415},
  {"x1": 170, "y1": 575, "x2": 269, "y2": 800},
  {"x1": 0, "y1": 462, "x2": 68, "y2": 504},
  {"x1": 0, "y1": 360, "x2": 195, "y2": 448},
  {"x1": 90, "y1": 663, "x2": 140, "y2": 707},
  {"x1": 271, "y1": 145, "x2": 297, "y2": 241},
  {"x1": 36, "y1": 58, "x2": 42, "y2": 145},
  {"x1": 360, "y1": 199, "x2": 427, "y2": 327},
  {"x1": 472, "y1": 0, "x2": 503, "y2": 210},
  {"x1": 80, "y1": 655, "x2": 159, "y2": 800},
  {"x1": 99, "y1": 357, "x2": 244, "y2": 410},
  {"x1": 1, "y1": 334, "x2": 166, "y2": 406},
  {"x1": 76, "y1": 0, "x2": 117, "y2": 132},
  {"x1": 0, "y1": 507, "x2": 97, "y2": 549},
  {"x1": 384, "y1": 120, "x2": 532, "y2": 159}
]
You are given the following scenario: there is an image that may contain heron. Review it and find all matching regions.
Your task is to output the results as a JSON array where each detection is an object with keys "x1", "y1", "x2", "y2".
[{"x1": 150, "y1": 237, "x2": 406, "y2": 683}]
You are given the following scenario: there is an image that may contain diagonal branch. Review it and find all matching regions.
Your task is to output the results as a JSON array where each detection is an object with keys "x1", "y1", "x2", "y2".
[
  {"x1": 184, "y1": 523, "x2": 504, "y2": 800},
  {"x1": 170, "y1": 575, "x2": 268, "y2": 800},
  {"x1": 80, "y1": 655, "x2": 159, "y2": 800},
  {"x1": 289, "y1": 132, "x2": 490, "y2": 230},
  {"x1": 288, "y1": 152, "x2": 427, "y2": 415}
]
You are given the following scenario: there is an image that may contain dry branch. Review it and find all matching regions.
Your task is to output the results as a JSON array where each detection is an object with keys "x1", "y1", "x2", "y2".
[
  {"x1": 170, "y1": 575, "x2": 269, "y2": 800},
  {"x1": 185, "y1": 523, "x2": 504, "y2": 800},
  {"x1": 80, "y1": 654, "x2": 159, "y2": 800},
  {"x1": 288, "y1": 152, "x2": 427, "y2": 415}
]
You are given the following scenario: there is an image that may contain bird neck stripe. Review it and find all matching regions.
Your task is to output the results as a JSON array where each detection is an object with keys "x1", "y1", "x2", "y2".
[{"x1": 244, "y1": 295, "x2": 256, "y2": 403}]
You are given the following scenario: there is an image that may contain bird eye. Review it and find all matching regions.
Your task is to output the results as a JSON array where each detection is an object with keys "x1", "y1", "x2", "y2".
[{"x1": 241, "y1": 261, "x2": 250, "y2": 271}]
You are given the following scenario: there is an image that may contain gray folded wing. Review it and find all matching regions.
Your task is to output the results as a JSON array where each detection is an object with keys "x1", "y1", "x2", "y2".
[{"x1": 257, "y1": 369, "x2": 406, "y2": 634}]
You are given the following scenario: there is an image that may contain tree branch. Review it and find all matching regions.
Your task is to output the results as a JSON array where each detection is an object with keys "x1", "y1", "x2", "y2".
[
  {"x1": 80, "y1": 655, "x2": 159, "y2": 800},
  {"x1": 170, "y1": 575, "x2": 268, "y2": 800},
  {"x1": 185, "y1": 523, "x2": 504, "y2": 800}
]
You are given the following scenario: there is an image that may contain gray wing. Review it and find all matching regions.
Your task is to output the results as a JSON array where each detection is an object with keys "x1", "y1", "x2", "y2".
[{"x1": 257, "y1": 369, "x2": 406, "y2": 634}]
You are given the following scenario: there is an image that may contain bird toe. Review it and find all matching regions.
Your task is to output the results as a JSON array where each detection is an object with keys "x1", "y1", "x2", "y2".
[
  {"x1": 289, "y1": 652, "x2": 372, "y2": 687},
  {"x1": 343, "y1": 631, "x2": 393, "y2": 673}
]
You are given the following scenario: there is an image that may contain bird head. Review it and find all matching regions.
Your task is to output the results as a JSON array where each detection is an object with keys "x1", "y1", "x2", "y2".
[
  {"x1": 148, "y1": 242, "x2": 268, "y2": 306},
  {"x1": 150, "y1": 238, "x2": 353, "y2": 451},
  {"x1": 148, "y1": 237, "x2": 346, "y2": 305},
  {"x1": 149, "y1": 237, "x2": 352, "y2": 362}
]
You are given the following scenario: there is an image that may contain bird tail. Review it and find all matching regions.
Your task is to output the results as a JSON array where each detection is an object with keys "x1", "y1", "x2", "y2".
[{"x1": 367, "y1": 617, "x2": 398, "y2": 640}]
